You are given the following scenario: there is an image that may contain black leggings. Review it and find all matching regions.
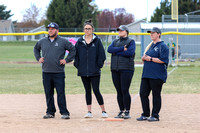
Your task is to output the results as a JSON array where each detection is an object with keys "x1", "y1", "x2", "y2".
[
  {"x1": 111, "y1": 70, "x2": 133, "y2": 111},
  {"x1": 81, "y1": 76, "x2": 104, "y2": 105}
]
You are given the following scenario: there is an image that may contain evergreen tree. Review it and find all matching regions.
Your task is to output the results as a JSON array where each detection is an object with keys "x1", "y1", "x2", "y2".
[
  {"x1": 150, "y1": 0, "x2": 200, "y2": 22},
  {"x1": 46, "y1": 0, "x2": 98, "y2": 28},
  {"x1": 0, "y1": 4, "x2": 13, "y2": 20},
  {"x1": 150, "y1": 0, "x2": 171, "y2": 22}
]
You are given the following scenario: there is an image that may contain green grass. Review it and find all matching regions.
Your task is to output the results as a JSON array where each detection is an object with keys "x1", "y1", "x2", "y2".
[
  {"x1": 0, "y1": 41, "x2": 36, "y2": 62},
  {"x1": 0, "y1": 41, "x2": 200, "y2": 94}
]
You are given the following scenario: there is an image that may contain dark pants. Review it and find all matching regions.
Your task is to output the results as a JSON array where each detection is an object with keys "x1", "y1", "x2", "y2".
[
  {"x1": 81, "y1": 76, "x2": 104, "y2": 105},
  {"x1": 42, "y1": 72, "x2": 69, "y2": 115},
  {"x1": 139, "y1": 78, "x2": 163, "y2": 118},
  {"x1": 111, "y1": 70, "x2": 133, "y2": 111}
]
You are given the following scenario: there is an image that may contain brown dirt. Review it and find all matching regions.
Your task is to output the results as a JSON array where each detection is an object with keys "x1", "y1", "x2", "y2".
[{"x1": 0, "y1": 94, "x2": 199, "y2": 133}]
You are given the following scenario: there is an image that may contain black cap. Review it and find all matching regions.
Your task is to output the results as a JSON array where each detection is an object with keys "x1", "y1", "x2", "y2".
[
  {"x1": 117, "y1": 25, "x2": 129, "y2": 33},
  {"x1": 46, "y1": 22, "x2": 59, "y2": 29},
  {"x1": 147, "y1": 27, "x2": 161, "y2": 34}
]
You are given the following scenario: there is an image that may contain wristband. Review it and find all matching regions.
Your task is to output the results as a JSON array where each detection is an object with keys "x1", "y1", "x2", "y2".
[{"x1": 150, "y1": 57, "x2": 152, "y2": 61}]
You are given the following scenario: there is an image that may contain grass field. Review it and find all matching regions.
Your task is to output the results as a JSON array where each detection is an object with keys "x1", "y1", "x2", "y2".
[{"x1": 0, "y1": 41, "x2": 199, "y2": 94}]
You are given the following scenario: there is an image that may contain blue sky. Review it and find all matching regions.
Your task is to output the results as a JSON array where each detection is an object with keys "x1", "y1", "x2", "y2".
[{"x1": 1, "y1": 0, "x2": 161, "y2": 22}]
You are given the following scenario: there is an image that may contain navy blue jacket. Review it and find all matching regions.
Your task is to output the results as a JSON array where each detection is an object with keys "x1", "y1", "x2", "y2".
[
  {"x1": 74, "y1": 34, "x2": 106, "y2": 77},
  {"x1": 107, "y1": 37, "x2": 136, "y2": 71},
  {"x1": 142, "y1": 41, "x2": 169, "y2": 82}
]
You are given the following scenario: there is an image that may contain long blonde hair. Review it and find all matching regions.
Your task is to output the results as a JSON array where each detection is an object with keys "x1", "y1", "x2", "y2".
[{"x1": 143, "y1": 41, "x2": 153, "y2": 55}]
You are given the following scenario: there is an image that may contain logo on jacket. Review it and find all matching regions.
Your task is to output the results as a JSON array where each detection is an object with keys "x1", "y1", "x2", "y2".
[
  {"x1": 55, "y1": 43, "x2": 58, "y2": 46},
  {"x1": 154, "y1": 47, "x2": 159, "y2": 52}
]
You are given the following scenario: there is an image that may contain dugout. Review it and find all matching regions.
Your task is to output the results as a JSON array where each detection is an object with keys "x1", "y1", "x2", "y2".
[{"x1": 141, "y1": 22, "x2": 200, "y2": 59}]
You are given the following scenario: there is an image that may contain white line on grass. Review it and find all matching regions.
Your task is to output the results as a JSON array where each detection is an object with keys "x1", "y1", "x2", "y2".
[{"x1": 168, "y1": 67, "x2": 178, "y2": 75}]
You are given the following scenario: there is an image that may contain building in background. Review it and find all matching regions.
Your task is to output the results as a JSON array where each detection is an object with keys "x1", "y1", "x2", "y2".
[{"x1": 0, "y1": 20, "x2": 16, "y2": 41}]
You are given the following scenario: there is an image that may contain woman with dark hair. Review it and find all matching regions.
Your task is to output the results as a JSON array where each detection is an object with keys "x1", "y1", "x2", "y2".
[
  {"x1": 107, "y1": 25, "x2": 136, "y2": 119},
  {"x1": 74, "y1": 20, "x2": 108, "y2": 118}
]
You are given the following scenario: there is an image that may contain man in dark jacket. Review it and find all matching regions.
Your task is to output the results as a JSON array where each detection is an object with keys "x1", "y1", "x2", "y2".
[{"x1": 34, "y1": 22, "x2": 76, "y2": 119}]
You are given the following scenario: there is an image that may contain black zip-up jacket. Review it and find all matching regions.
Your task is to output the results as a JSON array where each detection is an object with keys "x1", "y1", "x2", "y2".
[{"x1": 74, "y1": 34, "x2": 106, "y2": 77}]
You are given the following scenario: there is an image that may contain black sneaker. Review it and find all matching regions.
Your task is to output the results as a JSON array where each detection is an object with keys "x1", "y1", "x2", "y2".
[
  {"x1": 147, "y1": 116, "x2": 159, "y2": 122},
  {"x1": 43, "y1": 114, "x2": 55, "y2": 119},
  {"x1": 136, "y1": 116, "x2": 148, "y2": 121},
  {"x1": 114, "y1": 111, "x2": 124, "y2": 118},
  {"x1": 124, "y1": 111, "x2": 131, "y2": 119},
  {"x1": 61, "y1": 114, "x2": 70, "y2": 119}
]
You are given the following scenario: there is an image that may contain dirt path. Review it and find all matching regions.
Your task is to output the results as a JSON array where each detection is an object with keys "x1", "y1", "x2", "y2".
[{"x1": 0, "y1": 94, "x2": 199, "y2": 133}]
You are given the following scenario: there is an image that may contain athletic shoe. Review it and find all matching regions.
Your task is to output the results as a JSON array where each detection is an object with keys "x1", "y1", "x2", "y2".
[
  {"x1": 147, "y1": 116, "x2": 159, "y2": 122},
  {"x1": 123, "y1": 111, "x2": 131, "y2": 119},
  {"x1": 136, "y1": 116, "x2": 148, "y2": 121},
  {"x1": 43, "y1": 114, "x2": 55, "y2": 119},
  {"x1": 61, "y1": 114, "x2": 70, "y2": 119},
  {"x1": 114, "y1": 111, "x2": 124, "y2": 118},
  {"x1": 84, "y1": 112, "x2": 93, "y2": 118},
  {"x1": 101, "y1": 111, "x2": 108, "y2": 118}
]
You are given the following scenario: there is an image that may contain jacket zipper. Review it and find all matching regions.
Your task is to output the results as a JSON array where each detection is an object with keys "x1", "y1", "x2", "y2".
[{"x1": 87, "y1": 49, "x2": 88, "y2": 77}]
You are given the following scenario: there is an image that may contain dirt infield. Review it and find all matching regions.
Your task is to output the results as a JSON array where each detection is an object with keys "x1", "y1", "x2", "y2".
[{"x1": 0, "y1": 94, "x2": 199, "y2": 133}]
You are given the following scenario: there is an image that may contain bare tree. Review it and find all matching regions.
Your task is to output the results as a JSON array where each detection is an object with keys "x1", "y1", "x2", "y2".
[
  {"x1": 21, "y1": 3, "x2": 44, "y2": 28},
  {"x1": 114, "y1": 8, "x2": 134, "y2": 27},
  {"x1": 98, "y1": 9, "x2": 116, "y2": 28},
  {"x1": 98, "y1": 8, "x2": 134, "y2": 29}
]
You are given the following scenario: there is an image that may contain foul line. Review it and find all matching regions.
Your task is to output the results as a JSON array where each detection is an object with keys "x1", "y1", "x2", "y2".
[{"x1": 168, "y1": 66, "x2": 178, "y2": 75}]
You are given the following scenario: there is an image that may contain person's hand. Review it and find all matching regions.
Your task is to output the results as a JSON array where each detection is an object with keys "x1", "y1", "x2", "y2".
[
  {"x1": 142, "y1": 55, "x2": 146, "y2": 61},
  {"x1": 145, "y1": 55, "x2": 151, "y2": 61},
  {"x1": 124, "y1": 45, "x2": 127, "y2": 51},
  {"x1": 142, "y1": 55, "x2": 151, "y2": 61},
  {"x1": 39, "y1": 57, "x2": 44, "y2": 63},
  {"x1": 60, "y1": 59, "x2": 66, "y2": 65}
]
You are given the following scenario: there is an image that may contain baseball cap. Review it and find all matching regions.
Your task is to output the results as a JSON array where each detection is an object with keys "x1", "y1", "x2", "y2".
[
  {"x1": 147, "y1": 27, "x2": 161, "y2": 34},
  {"x1": 46, "y1": 22, "x2": 59, "y2": 29},
  {"x1": 117, "y1": 25, "x2": 129, "y2": 33}
]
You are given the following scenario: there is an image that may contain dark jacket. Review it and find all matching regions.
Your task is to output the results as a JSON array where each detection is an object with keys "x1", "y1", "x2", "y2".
[
  {"x1": 107, "y1": 37, "x2": 135, "y2": 71},
  {"x1": 74, "y1": 34, "x2": 106, "y2": 77},
  {"x1": 34, "y1": 36, "x2": 76, "y2": 73},
  {"x1": 142, "y1": 41, "x2": 169, "y2": 82}
]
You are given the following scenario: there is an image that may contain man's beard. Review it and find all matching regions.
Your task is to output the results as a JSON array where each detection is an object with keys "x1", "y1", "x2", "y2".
[{"x1": 49, "y1": 32, "x2": 57, "y2": 38}]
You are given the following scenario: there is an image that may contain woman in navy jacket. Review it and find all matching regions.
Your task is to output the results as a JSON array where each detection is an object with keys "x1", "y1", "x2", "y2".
[
  {"x1": 74, "y1": 20, "x2": 108, "y2": 118},
  {"x1": 136, "y1": 27, "x2": 169, "y2": 122},
  {"x1": 107, "y1": 25, "x2": 136, "y2": 119}
]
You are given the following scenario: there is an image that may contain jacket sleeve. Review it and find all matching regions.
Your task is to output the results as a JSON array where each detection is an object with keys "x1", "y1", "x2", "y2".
[
  {"x1": 97, "y1": 39, "x2": 106, "y2": 68},
  {"x1": 159, "y1": 44, "x2": 169, "y2": 64},
  {"x1": 73, "y1": 42, "x2": 79, "y2": 68},
  {"x1": 65, "y1": 40, "x2": 76, "y2": 63},
  {"x1": 33, "y1": 41, "x2": 41, "y2": 61},
  {"x1": 116, "y1": 40, "x2": 136, "y2": 57},
  {"x1": 107, "y1": 41, "x2": 124, "y2": 53}
]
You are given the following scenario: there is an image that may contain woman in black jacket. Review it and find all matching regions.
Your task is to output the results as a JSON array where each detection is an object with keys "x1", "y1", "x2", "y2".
[
  {"x1": 74, "y1": 20, "x2": 108, "y2": 118},
  {"x1": 107, "y1": 25, "x2": 136, "y2": 119}
]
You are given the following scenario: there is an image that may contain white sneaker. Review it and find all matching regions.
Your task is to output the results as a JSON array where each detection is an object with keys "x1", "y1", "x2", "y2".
[
  {"x1": 84, "y1": 112, "x2": 93, "y2": 118},
  {"x1": 101, "y1": 112, "x2": 108, "y2": 118}
]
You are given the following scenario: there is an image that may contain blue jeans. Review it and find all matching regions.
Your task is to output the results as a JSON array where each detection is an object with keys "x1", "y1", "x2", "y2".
[{"x1": 42, "y1": 72, "x2": 69, "y2": 115}]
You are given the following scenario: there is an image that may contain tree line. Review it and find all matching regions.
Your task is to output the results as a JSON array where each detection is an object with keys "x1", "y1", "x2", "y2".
[{"x1": 1, "y1": 0, "x2": 200, "y2": 29}]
